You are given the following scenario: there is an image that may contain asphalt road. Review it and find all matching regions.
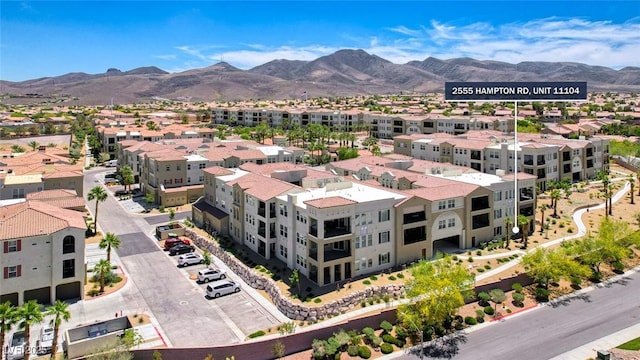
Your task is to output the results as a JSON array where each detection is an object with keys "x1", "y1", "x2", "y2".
[
  {"x1": 394, "y1": 271, "x2": 640, "y2": 360},
  {"x1": 83, "y1": 169, "x2": 281, "y2": 347}
]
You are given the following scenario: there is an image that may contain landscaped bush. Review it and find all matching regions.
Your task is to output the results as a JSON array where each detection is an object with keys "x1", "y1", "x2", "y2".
[
  {"x1": 535, "y1": 287, "x2": 550, "y2": 302},
  {"x1": 512, "y1": 292, "x2": 525, "y2": 307},
  {"x1": 397, "y1": 273, "x2": 404, "y2": 279},
  {"x1": 464, "y1": 316, "x2": 477, "y2": 325},
  {"x1": 358, "y1": 346, "x2": 371, "y2": 359},
  {"x1": 612, "y1": 260, "x2": 625, "y2": 273},
  {"x1": 388, "y1": 275, "x2": 396, "y2": 281},
  {"x1": 512, "y1": 283, "x2": 523, "y2": 293},
  {"x1": 362, "y1": 327, "x2": 375, "y2": 339},
  {"x1": 484, "y1": 306, "x2": 495, "y2": 316},
  {"x1": 248, "y1": 330, "x2": 265, "y2": 338},
  {"x1": 395, "y1": 325, "x2": 408, "y2": 340},
  {"x1": 347, "y1": 345, "x2": 359, "y2": 357},
  {"x1": 314, "y1": 298, "x2": 322, "y2": 303},
  {"x1": 369, "y1": 275, "x2": 378, "y2": 281},
  {"x1": 380, "y1": 343, "x2": 394, "y2": 354},
  {"x1": 380, "y1": 320, "x2": 393, "y2": 333},
  {"x1": 363, "y1": 280, "x2": 371, "y2": 285},
  {"x1": 477, "y1": 292, "x2": 490, "y2": 306},
  {"x1": 382, "y1": 334, "x2": 402, "y2": 347}
]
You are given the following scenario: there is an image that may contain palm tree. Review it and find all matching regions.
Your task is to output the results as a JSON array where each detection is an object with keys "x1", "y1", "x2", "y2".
[
  {"x1": 517, "y1": 215, "x2": 530, "y2": 248},
  {"x1": 120, "y1": 166, "x2": 135, "y2": 194},
  {"x1": 17, "y1": 300, "x2": 44, "y2": 360},
  {"x1": 46, "y1": 300, "x2": 71, "y2": 359},
  {"x1": 28, "y1": 140, "x2": 39, "y2": 151},
  {"x1": 100, "y1": 232, "x2": 121, "y2": 263},
  {"x1": 598, "y1": 171, "x2": 610, "y2": 217},
  {"x1": 87, "y1": 185, "x2": 108, "y2": 234},
  {"x1": 95, "y1": 259, "x2": 112, "y2": 293},
  {"x1": 539, "y1": 204, "x2": 548, "y2": 233},
  {"x1": 630, "y1": 174, "x2": 636, "y2": 205},
  {"x1": 0, "y1": 301, "x2": 17, "y2": 360},
  {"x1": 550, "y1": 189, "x2": 562, "y2": 218},
  {"x1": 504, "y1": 217, "x2": 513, "y2": 249}
]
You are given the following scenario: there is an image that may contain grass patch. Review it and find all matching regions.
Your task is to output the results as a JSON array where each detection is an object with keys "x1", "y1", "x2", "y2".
[{"x1": 617, "y1": 337, "x2": 640, "y2": 351}]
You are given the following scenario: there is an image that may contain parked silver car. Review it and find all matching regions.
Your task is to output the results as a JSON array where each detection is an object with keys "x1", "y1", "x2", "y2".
[
  {"x1": 177, "y1": 253, "x2": 204, "y2": 267},
  {"x1": 205, "y1": 279, "x2": 240, "y2": 299},
  {"x1": 197, "y1": 267, "x2": 226, "y2": 283}
]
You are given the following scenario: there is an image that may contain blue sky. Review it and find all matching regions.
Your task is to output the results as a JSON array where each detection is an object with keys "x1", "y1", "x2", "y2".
[{"x1": 1, "y1": 1, "x2": 639, "y2": 82}]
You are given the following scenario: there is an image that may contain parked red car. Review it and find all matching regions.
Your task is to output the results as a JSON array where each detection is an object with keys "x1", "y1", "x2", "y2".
[{"x1": 163, "y1": 237, "x2": 190, "y2": 250}]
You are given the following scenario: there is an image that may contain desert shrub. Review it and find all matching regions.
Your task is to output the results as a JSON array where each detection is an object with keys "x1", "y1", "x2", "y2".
[
  {"x1": 380, "y1": 343, "x2": 394, "y2": 354},
  {"x1": 464, "y1": 316, "x2": 477, "y2": 325},
  {"x1": 512, "y1": 283, "x2": 523, "y2": 293},
  {"x1": 347, "y1": 345, "x2": 359, "y2": 357},
  {"x1": 369, "y1": 275, "x2": 378, "y2": 281},
  {"x1": 362, "y1": 327, "x2": 375, "y2": 339},
  {"x1": 371, "y1": 336, "x2": 382, "y2": 348},
  {"x1": 484, "y1": 306, "x2": 495, "y2": 316},
  {"x1": 612, "y1": 260, "x2": 625, "y2": 273},
  {"x1": 248, "y1": 330, "x2": 265, "y2": 338},
  {"x1": 388, "y1": 275, "x2": 396, "y2": 281},
  {"x1": 397, "y1": 273, "x2": 404, "y2": 279},
  {"x1": 484, "y1": 264, "x2": 491, "y2": 270},
  {"x1": 512, "y1": 292, "x2": 525, "y2": 307},
  {"x1": 477, "y1": 291, "x2": 490, "y2": 306},
  {"x1": 358, "y1": 346, "x2": 371, "y2": 359},
  {"x1": 363, "y1": 280, "x2": 371, "y2": 285},
  {"x1": 382, "y1": 334, "x2": 403, "y2": 347},
  {"x1": 477, "y1": 268, "x2": 485, "y2": 273},
  {"x1": 380, "y1": 320, "x2": 393, "y2": 333},
  {"x1": 314, "y1": 298, "x2": 322, "y2": 303},
  {"x1": 468, "y1": 256, "x2": 474, "y2": 263},
  {"x1": 395, "y1": 325, "x2": 408, "y2": 340},
  {"x1": 535, "y1": 287, "x2": 550, "y2": 302}
]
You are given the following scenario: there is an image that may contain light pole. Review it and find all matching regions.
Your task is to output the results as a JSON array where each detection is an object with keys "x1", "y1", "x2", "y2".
[{"x1": 407, "y1": 318, "x2": 424, "y2": 360}]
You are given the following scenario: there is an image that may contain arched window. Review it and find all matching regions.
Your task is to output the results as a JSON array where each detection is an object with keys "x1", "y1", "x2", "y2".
[{"x1": 63, "y1": 235, "x2": 75, "y2": 254}]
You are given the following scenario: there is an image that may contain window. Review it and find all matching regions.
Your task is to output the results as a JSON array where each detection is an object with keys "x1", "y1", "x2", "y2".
[
  {"x1": 187, "y1": 164, "x2": 191, "y2": 170},
  {"x1": 296, "y1": 233, "x2": 306, "y2": 246},
  {"x1": 448, "y1": 218, "x2": 455, "y2": 228},
  {"x1": 12, "y1": 188, "x2": 25, "y2": 199},
  {"x1": 62, "y1": 236, "x2": 75, "y2": 254},
  {"x1": 279, "y1": 204, "x2": 288, "y2": 217},
  {"x1": 438, "y1": 220, "x2": 446, "y2": 229},
  {"x1": 279, "y1": 245, "x2": 288, "y2": 259},
  {"x1": 279, "y1": 224, "x2": 288, "y2": 238},
  {"x1": 378, "y1": 209, "x2": 390, "y2": 222},
  {"x1": 63, "y1": 259, "x2": 75, "y2": 278},
  {"x1": 447, "y1": 199, "x2": 455, "y2": 209},
  {"x1": 199, "y1": 163, "x2": 206, "y2": 169},
  {"x1": 4, "y1": 239, "x2": 20, "y2": 253},
  {"x1": 378, "y1": 252, "x2": 390, "y2": 265},
  {"x1": 165, "y1": 166, "x2": 170, "y2": 171},
  {"x1": 438, "y1": 201, "x2": 446, "y2": 210},
  {"x1": 3, "y1": 265, "x2": 21, "y2": 279},
  {"x1": 378, "y1": 231, "x2": 390, "y2": 244}
]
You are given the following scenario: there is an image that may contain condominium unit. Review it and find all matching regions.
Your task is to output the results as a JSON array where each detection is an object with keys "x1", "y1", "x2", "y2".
[
  {"x1": 192, "y1": 159, "x2": 536, "y2": 285},
  {"x1": 0, "y1": 199, "x2": 86, "y2": 305},
  {"x1": 393, "y1": 131, "x2": 609, "y2": 190}
]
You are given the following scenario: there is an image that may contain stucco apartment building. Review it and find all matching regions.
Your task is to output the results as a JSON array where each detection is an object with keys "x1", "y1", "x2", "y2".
[
  {"x1": 0, "y1": 148, "x2": 84, "y2": 200},
  {"x1": 0, "y1": 198, "x2": 86, "y2": 306},
  {"x1": 193, "y1": 158, "x2": 536, "y2": 286},
  {"x1": 120, "y1": 138, "x2": 305, "y2": 206},
  {"x1": 394, "y1": 130, "x2": 609, "y2": 191}
]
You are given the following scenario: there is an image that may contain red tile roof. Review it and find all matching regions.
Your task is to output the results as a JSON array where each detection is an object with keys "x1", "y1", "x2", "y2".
[
  {"x1": 304, "y1": 196, "x2": 357, "y2": 209},
  {"x1": 0, "y1": 201, "x2": 86, "y2": 240}
]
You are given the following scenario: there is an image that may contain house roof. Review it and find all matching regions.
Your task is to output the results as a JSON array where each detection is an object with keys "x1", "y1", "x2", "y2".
[
  {"x1": 304, "y1": 196, "x2": 357, "y2": 209},
  {"x1": 0, "y1": 200, "x2": 86, "y2": 240}
]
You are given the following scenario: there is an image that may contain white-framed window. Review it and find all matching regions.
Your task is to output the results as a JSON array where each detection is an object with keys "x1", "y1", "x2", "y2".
[
  {"x1": 448, "y1": 218, "x2": 455, "y2": 227},
  {"x1": 279, "y1": 245, "x2": 288, "y2": 258},
  {"x1": 279, "y1": 204, "x2": 288, "y2": 217},
  {"x1": 5, "y1": 240, "x2": 19, "y2": 253},
  {"x1": 494, "y1": 209, "x2": 502, "y2": 219},
  {"x1": 378, "y1": 231, "x2": 390, "y2": 244},
  {"x1": 280, "y1": 224, "x2": 288, "y2": 237},
  {"x1": 438, "y1": 201, "x2": 446, "y2": 210},
  {"x1": 378, "y1": 252, "x2": 390, "y2": 265},
  {"x1": 378, "y1": 209, "x2": 390, "y2": 222},
  {"x1": 296, "y1": 233, "x2": 306, "y2": 246},
  {"x1": 447, "y1": 199, "x2": 455, "y2": 208},
  {"x1": 439, "y1": 220, "x2": 446, "y2": 229}
]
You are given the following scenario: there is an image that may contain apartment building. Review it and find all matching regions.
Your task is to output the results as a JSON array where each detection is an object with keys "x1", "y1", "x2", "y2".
[
  {"x1": 193, "y1": 158, "x2": 536, "y2": 286},
  {"x1": 393, "y1": 131, "x2": 610, "y2": 190},
  {"x1": 0, "y1": 149, "x2": 84, "y2": 200},
  {"x1": 0, "y1": 200, "x2": 86, "y2": 306}
]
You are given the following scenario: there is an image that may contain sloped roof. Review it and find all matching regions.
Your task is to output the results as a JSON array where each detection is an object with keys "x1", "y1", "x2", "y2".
[{"x1": 0, "y1": 200, "x2": 86, "y2": 240}]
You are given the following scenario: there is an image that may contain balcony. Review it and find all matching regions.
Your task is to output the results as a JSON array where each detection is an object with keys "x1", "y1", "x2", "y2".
[
  {"x1": 258, "y1": 222, "x2": 266, "y2": 238},
  {"x1": 324, "y1": 217, "x2": 351, "y2": 238},
  {"x1": 403, "y1": 211, "x2": 426, "y2": 225},
  {"x1": 323, "y1": 241, "x2": 351, "y2": 262},
  {"x1": 470, "y1": 151, "x2": 482, "y2": 161},
  {"x1": 471, "y1": 196, "x2": 490, "y2": 211}
]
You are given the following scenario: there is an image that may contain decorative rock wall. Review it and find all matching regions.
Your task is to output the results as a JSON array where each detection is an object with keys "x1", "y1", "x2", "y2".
[{"x1": 185, "y1": 229, "x2": 405, "y2": 322}]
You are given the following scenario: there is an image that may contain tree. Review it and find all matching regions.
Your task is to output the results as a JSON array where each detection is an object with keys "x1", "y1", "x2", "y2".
[
  {"x1": 120, "y1": 166, "x2": 135, "y2": 194},
  {"x1": 597, "y1": 171, "x2": 610, "y2": 217},
  {"x1": 630, "y1": 174, "x2": 636, "y2": 205},
  {"x1": 489, "y1": 289, "x2": 506, "y2": 314},
  {"x1": 100, "y1": 232, "x2": 121, "y2": 263},
  {"x1": 95, "y1": 259, "x2": 112, "y2": 293},
  {"x1": 517, "y1": 215, "x2": 530, "y2": 248},
  {"x1": 88, "y1": 185, "x2": 108, "y2": 234},
  {"x1": 550, "y1": 189, "x2": 562, "y2": 218},
  {"x1": 11, "y1": 144, "x2": 25, "y2": 153},
  {"x1": 521, "y1": 248, "x2": 589, "y2": 289},
  {"x1": 46, "y1": 300, "x2": 71, "y2": 359},
  {"x1": 289, "y1": 269, "x2": 301, "y2": 297},
  {"x1": 397, "y1": 256, "x2": 474, "y2": 339},
  {"x1": 17, "y1": 300, "x2": 44, "y2": 360},
  {"x1": 28, "y1": 140, "x2": 39, "y2": 151},
  {"x1": 272, "y1": 340, "x2": 285, "y2": 359},
  {"x1": 504, "y1": 217, "x2": 513, "y2": 248},
  {"x1": 202, "y1": 249, "x2": 212, "y2": 266},
  {"x1": 169, "y1": 208, "x2": 176, "y2": 223},
  {"x1": 0, "y1": 302, "x2": 17, "y2": 360},
  {"x1": 539, "y1": 204, "x2": 548, "y2": 233},
  {"x1": 570, "y1": 218, "x2": 633, "y2": 275}
]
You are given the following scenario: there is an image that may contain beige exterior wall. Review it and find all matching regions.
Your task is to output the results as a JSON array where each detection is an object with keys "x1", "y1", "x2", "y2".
[
  {"x1": 44, "y1": 175, "x2": 84, "y2": 196},
  {"x1": 0, "y1": 227, "x2": 85, "y2": 306}
]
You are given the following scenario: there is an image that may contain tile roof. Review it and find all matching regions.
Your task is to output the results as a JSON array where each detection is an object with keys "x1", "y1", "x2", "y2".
[
  {"x1": 304, "y1": 196, "x2": 357, "y2": 209},
  {"x1": 0, "y1": 200, "x2": 86, "y2": 240}
]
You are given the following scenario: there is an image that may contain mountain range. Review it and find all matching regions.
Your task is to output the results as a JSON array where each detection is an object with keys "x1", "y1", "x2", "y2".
[{"x1": 1, "y1": 49, "x2": 639, "y2": 105}]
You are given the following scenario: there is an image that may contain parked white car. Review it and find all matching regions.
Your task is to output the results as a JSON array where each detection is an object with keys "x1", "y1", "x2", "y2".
[
  {"x1": 197, "y1": 267, "x2": 226, "y2": 283},
  {"x1": 37, "y1": 327, "x2": 54, "y2": 355},
  {"x1": 7, "y1": 331, "x2": 25, "y2": 360},
  {"x1": 177, "y1": 253, "x2": 204, "y2": 267},
  {"x1": 205, "y1": 279, "x2": 240, "y2": 299}
]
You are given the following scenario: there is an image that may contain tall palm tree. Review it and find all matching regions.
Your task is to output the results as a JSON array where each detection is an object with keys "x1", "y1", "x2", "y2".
[
  {"x1": 517, "y1": 215, "x2": 531, "y2": 248},
  {"x1": 504, "y1": 217, "x2": 513, "y2": 248},
  {"x1": 550, "y1": 189, "x2": 562, "y2": 218},
  {"x1": 539, "y1": 204, "x2": 548, "y2": 233},
  {"x1": 598, "y1": 171, "x2": 610, "y2": 217},
  {"x1": 95, "y1": 259, "x2": 112, "y2": 293},
  {"x1": 17, "y1": 300, "x2": 44, "y2": 360},
  {"x1": 87, "y1": 185, "x2": 108, "y2": 234},
  {"x1": 0, "y1": 301, "x2": 17, "y2": 360},
  {"x1": 46, "y1": 300, "x2": 71, "y2": 359},
  {"x1": 630, "y1": 174, "x2": 636, "y2": 205},
  {"x1": 100, "y1": 232, "x2": 121, "y2": 263}
]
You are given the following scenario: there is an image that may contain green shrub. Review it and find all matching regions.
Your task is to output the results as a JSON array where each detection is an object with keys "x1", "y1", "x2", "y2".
[
  {"x1": 512, "y1": 283, "x2": 523, "y2": 293},
  {"x1": 468, "y1": 256, "x2": 474, "y2": 263},
  {"x1": 363, "y1": 280, "x2": 371, "y2": 285},
  {"x1": 347, "y1": 345, "x2": 359, "y2": 357},
  {"x1": 535, "y1": 287, "x2": 550, "y2": 302},
  {"x1": 314, "y1": 298, "x2": 322, "y2": 303},
  {"x1": 358, "y1": 345, "x2": 371, "y2": 359},
  {"x1": 397, "y1": 273, "x2": 404, "y2": 279},
  {"x1": 476, "y1": 250, "x2": 482, "y2": 256},
  {"x1": 388, "y1": 275, "x2": 396, "y2": 281},
  {"x1": 612, "y1": 260, "x2": 625, "y2": 272},
  {"x1": 248, "y1": 330, "x2": 265, "y2": 338},
  {"x1": 464, "y1": 316, "x2": 477, "y2": 325},
  {"x1": 484, "y1": 306, "x2": 495, "y2": 316},
  {"x1": 369, "y1": 275, "x2": 378, "y2": 281},
  {"x1": 395, "y1": 326, "x2": 408, "y2": 340},
  {"x1": 475, "y1": 309, "x2": 485, "y2": 321},
  {"x1": 362, "y1": 327, "x2": 375, "y2": 338},
  {"x1": 484, "y1": 264, "x2": 491, "y2": 270},
  {"x1": 512, "y1": 292, "x2": 525, "y2": 306},
  {"x1": 380, "y1": 320, "x2": 393, "y2": 333},
  {"x1": 477, "y1": 268, "x2": 485, "y2": 273},
  {"x1": 380, "y1": 343, "x2": 394, "y2": 354},
  {"x1": 361, "y1": 301, "x2": 367, "y2": 308},
  {"x1": 477, "y1": 292, "x2": 490, "y2": 306}
]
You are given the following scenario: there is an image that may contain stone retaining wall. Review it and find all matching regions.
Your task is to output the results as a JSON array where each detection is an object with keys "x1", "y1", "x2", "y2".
[{"x1": 185, "y1": 229, "x2": 404, "y2": 322}]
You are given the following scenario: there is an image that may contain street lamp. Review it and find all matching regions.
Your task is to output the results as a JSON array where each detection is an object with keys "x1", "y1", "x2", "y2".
[{"x1": 406, "y1": 318, "x2": 425, "y2": 360}]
